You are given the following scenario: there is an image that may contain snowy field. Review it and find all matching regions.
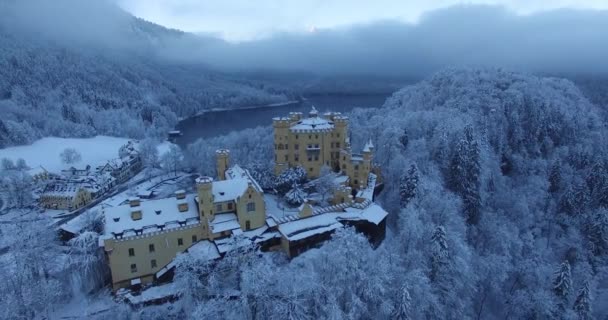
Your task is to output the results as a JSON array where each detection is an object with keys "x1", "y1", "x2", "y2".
[{"x1": 0, "y1": 136, "x2": 174, "y2": 173}]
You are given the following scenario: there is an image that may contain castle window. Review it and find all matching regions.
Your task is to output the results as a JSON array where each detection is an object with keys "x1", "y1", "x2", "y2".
[
  {"x1": 314, "y1": 155, "x2": 319, "y2": 161},
  {"x1": 228, "y1": 203, "x2": 233, "y2": 210},
  {"x1": 178, "y1": 238, "x2": 184, "y2": 246},
  {"x1": 309, "y1": 167, "x2": 313, "y2": 172},
  {"x1": 295, "y1": 144, "x2": 299, "y2": 150},
  {"x1": 128, "y1": 248, "x2": 135, "y2": 256},
  {"x1": 285, "y1": 155, "x2": 289, "y2": 161},
  {"x1": 278, "y1": 144, "x2": 284, "y2": 150},
  {"x1": 308, "y1": 156, "x2": 312, "y2": 161},
  {"x1": 315, "y1": 135, "x2": 318, "y2": 139},
  {"x1": 285, "y1": 144, "x2": 289, "y2": 150},
  {"x1": 247, "y1": 202, "x2": 255, "y2": 212},
  {"x1": 354, "y1": 165, "x2": 359, "y2": 170},
  {"x1": 216, "y1": 204, "x2": 222, "y2": 212},
  {"x1": 295, "y1": 155, "x2": 299, "y2": 161},
  {"x1": 336, "y1": 142, "x2": 340, "y2": 148},
  {"x1": 192, "y1": 235, "x2": 197, "y2": 243},
  {"x1": 131, "y1": 264, "x2": 137, "y2": 273},
  {"x1": 151, "y1": 259, "x2": 157, "y2": 268},
  {"x1": 296, "y1": 135, "x2": 299, "y2": 139},
  {"x1": 354, "y1": 180, "x2": 359, "y2": 185},
  {"x1": 245, "y1": 220, "x2": 251, "y2": 230},
  {"x1": 149, "y1": 244, "x2": 155, "y2": 253},
  {"x1": 309, "y1": 135, "x2": 312, "y2": 139}
]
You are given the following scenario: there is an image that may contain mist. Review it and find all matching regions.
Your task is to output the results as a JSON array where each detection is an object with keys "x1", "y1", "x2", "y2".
[{"x1": 3, "y1": 0, "x2": 608, "y2": 77}]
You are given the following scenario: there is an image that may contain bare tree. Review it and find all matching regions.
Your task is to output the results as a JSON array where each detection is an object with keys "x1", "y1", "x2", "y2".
[{"x1": 60, "y1": 148, "x2": 82, "y2": 165}]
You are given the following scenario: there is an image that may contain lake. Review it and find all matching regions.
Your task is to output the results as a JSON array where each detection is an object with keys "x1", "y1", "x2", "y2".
[{"x1": 175, "y1": 94, "x2": 389, "y2": 146}]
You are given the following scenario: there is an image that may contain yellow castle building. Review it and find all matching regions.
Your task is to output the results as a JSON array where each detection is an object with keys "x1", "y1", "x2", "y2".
[
  {"x1": 100, "y1": 113, "x2": 387, "y2": 292},
  {"x1": 273, "y1": 106, "x2": 375, "y2": 191}
]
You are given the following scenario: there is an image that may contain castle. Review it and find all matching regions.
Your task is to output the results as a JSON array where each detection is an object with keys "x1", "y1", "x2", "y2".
[
  {"x1": 273, "y1": 107, "x2": 376, "y2": 191},
  {"x1": 100, "y1": 109, "x2": 387, "y2": 291}
]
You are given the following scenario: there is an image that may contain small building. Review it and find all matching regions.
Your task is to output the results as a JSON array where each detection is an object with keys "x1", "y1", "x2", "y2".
[{"x1": 39, "y1": 183, "x2": 92, "y2": 211}]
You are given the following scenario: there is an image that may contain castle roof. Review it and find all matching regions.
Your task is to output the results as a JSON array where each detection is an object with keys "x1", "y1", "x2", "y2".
[
  {"x1": 103, "y1": 194, "x2": 199, "y2": 237},
  {"x1": 290, "y1": 117, "x2": 334, "y2": 132}
]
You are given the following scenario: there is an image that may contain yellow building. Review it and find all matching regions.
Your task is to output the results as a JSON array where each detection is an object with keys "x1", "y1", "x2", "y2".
[
  {"x1": 39, "y1": 183, "x2": 92, "y2": 211},
  {"x1": 101, "y1": 149, "x2": 267, "y2": 290},
  {"x1": 273, "y1": 107, "x2": 375, "y2": 191}
]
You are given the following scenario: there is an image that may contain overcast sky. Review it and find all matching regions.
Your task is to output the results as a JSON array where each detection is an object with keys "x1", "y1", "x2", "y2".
[{"x1": 115, "y1": 0, "x2": 608, "y2": 41}]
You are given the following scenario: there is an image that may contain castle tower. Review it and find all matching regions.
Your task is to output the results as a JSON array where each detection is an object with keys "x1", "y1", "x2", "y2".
[
  {"x1": 196, "y1": 176, "x2": 214, "y2": 223},
  {"x1": 272, "y1": 117, "x2": 290, "y2": 175},
  {"x1": 360, "y1": 139, "x2": 374, "y2": 189},
  {"x1": 216, "y1": 149, "x2": 230, "y2": 181}
]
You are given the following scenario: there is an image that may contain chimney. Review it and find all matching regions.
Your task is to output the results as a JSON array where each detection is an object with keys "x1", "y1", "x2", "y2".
[{"x1": 216, "y1": 149, "x2": 230, "y2": 181}]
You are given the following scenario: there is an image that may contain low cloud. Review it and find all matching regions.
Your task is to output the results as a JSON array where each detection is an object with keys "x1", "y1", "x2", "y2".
[{"x1": 3, "y1": 1, "x2": 608, "y2": 77}]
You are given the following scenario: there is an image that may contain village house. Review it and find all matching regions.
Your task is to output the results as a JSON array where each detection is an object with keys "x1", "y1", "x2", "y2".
[{"x1": 39, "y1": 183, "x2": 93, "y2": 211}]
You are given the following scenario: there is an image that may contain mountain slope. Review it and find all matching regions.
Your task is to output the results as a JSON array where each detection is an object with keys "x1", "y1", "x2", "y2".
[{"x1": 0, "y1": 1, "x2": 295, "y2": 147}]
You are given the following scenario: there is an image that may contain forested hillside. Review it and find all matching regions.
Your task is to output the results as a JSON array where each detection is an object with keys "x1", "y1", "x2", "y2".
[
  {"x1": 0, "y1": 2, "x2": 295, "y2": 148},
  {"x1": 168, "y1": 68, "x2": 607, "y2": 319}
]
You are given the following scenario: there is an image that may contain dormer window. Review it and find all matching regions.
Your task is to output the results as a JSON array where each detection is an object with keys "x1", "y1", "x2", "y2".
[
  {"x1": 113, "y1": 217, "x2": 120, "y2": 222},
  {"x1": 219, "y1": 192, "x2": 225, "y2": 196},
  {"x1": 155, "y1": 210, "x2": 161, "y2": 215}
]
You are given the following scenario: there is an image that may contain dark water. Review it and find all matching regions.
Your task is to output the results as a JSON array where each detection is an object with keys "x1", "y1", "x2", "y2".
[{"x1": 175, "y1": 94, "x2": 389, "y2": 146}]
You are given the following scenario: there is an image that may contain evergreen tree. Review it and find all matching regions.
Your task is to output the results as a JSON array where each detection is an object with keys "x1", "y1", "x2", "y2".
[
  {"x1": 399, "y1": 163, "x2": 419, "y2": 208},
  {"x1": 392, "y1": 285, "x2": 412, "y2": 320},
  {"x1": 572, "y1": 281, "x2": 592, "y2": 320},
  {"x1": 549, "y1": 160, "x2": 562, "y2": 194},
  {"x1": 430, "y1": 226, "x2": 449, "y2": 282},
  {"x1": 399, "y1": 128, "x2": 409, "y2": 150},
  {"x1": 553, "y1": 261, "x2": 572, "y2": 301},
  {"x1": 285, "y1": 183, "x2": 306, "y2": 206},
  {"x1": 588, "y1": 209, "x2": 608, "y2": 256},
  {"x1": 586, "y1": 160, "x2": 608, "y2": 208},
  {"x1": 448, "y1": 125, "x2": 481, "y2": 224}
]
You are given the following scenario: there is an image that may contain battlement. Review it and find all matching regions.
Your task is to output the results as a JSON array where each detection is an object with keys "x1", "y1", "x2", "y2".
[{"x1": 196, "y1": 176, "x2": 214, "y2": 185}]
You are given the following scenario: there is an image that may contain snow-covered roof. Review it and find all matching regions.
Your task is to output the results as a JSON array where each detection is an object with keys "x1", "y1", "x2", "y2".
[
  {"x1": 187, "y1": 240, "x2": 221, "y2": 261},
  {"x1": 104, "y1": 194, "x2": 199, "y2": 236},
  {"x1": 212, "y1": 178, "x2": 249, "y2": 202},
  {"x1": 356, "y1": 173, "x2": 377, "y2": 201},
  {"x1": 210, "y1": 213, "x2": 240, "y2": 233},
  {"x1": 363, "y1": 139, "x2": 374, "y2": 153},
  {"x1": 41, "y1": 183, "x2": 85, "y2": 198},
  {"x1": 290, "y1": 117, "x2": 335, "y2": 133},
  {"x1": 225, "y1": 164, "x2": 263, "y2": 193},
  {"x1": 340, "y1": 203, "x2": 388, "y2": 225},
  {"x1": 278, "y1": 213, "x2": 343, "y2": 241}
]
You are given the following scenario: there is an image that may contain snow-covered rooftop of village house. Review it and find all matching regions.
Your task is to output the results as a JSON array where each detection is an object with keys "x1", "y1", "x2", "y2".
[
  {"x1": 41, "y1": 183, "x2": 84, "y2": 197},
  {"x1": 210, "y1": 213, "x2": 241, "y2": 233},
  {"x1": 103, "y1": 194, "x2": 199, "y2": 236}
]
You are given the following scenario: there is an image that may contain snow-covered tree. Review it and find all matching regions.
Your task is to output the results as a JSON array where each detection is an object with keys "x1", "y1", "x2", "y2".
[
  {"x1": 448, "y1": 125, "x2": 481, "y2": 224},
  {"x1": 572, "y1": 281, "x2": 592, "y2": 320},
  {"x1": 430, "y1": 226, "x2": 449, "y2": 282},
  {"x1": 315, "y1": 165, "x2": 335, "y2": 204},
  {"x1": 285, "y1": 183, "x2": 306, "y2": 206},
  {"x1": 392, "y1": 285, "x2": 412, "y2": 320},
  {"x1": 399, "y1": 163, "x2": 419, "y2": 208},
  {"x1": 553, "y1": 261, "x2": 572, "y2": 301},
  {"x1": 60, "y1": 147, "x2": 82, "y2": 165},
  {"x1": 548, "y1": 160, "x2": 562, "y2": 194},
  {"x1": 274, "y1": 166, "x2": 307, "y2": 195},
  {"x1": 161, "y1": 144, "x2": 183, "y2": 176}
]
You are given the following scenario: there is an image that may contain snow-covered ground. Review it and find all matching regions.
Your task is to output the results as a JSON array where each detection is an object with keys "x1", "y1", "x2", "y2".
[
  {"x1": 0, "y1": 136, "x2": 130, "y2": 173},
  {"x1": 0, "y1": 136, "x2": 175, "y2": 174}
]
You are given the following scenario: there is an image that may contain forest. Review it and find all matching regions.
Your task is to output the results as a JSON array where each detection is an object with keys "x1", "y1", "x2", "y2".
[{"x1": 4, "y1": 68, "x2": 605, "y2": 319}]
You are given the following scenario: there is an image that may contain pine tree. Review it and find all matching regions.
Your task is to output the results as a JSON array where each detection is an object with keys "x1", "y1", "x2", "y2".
[
  {"x1": 549, "y1": 161, "x2": 562, "y2": 194},
  {"x1": 285, "y1": 183, "x2": 306, "y2": 206},
  {"x1": 553, "y1": 261, "x2": 572, "y2": 301},
  {"x1": 448, "y1": 125, "x2": 481, "y2": 224},
  {"x1": 399, "y1": 128, "x2": 409, "y2": 150},
  {"x1": 399, "y1": 164, "x2": 419, "y2": 208},
  {"x1": 588, "y1": 209, "x2": 608, "y2": 256},
  {"x1": 392, "y1": 285, "x2": 412, "y2": 320},
  {"x1": 586, "y1": 160, "x2": 608, "y2": 208},
  {"x1": 430, "y1": 226, "x2": 449, "y2": 282},
  {"x1": 572, "y1": 281, "x2": 592, "y2": 320}
]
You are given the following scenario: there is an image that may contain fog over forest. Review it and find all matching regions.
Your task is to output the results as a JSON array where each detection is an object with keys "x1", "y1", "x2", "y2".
[{"x1": 3, "y1": 0, "x2": 608, "y2": 77}]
